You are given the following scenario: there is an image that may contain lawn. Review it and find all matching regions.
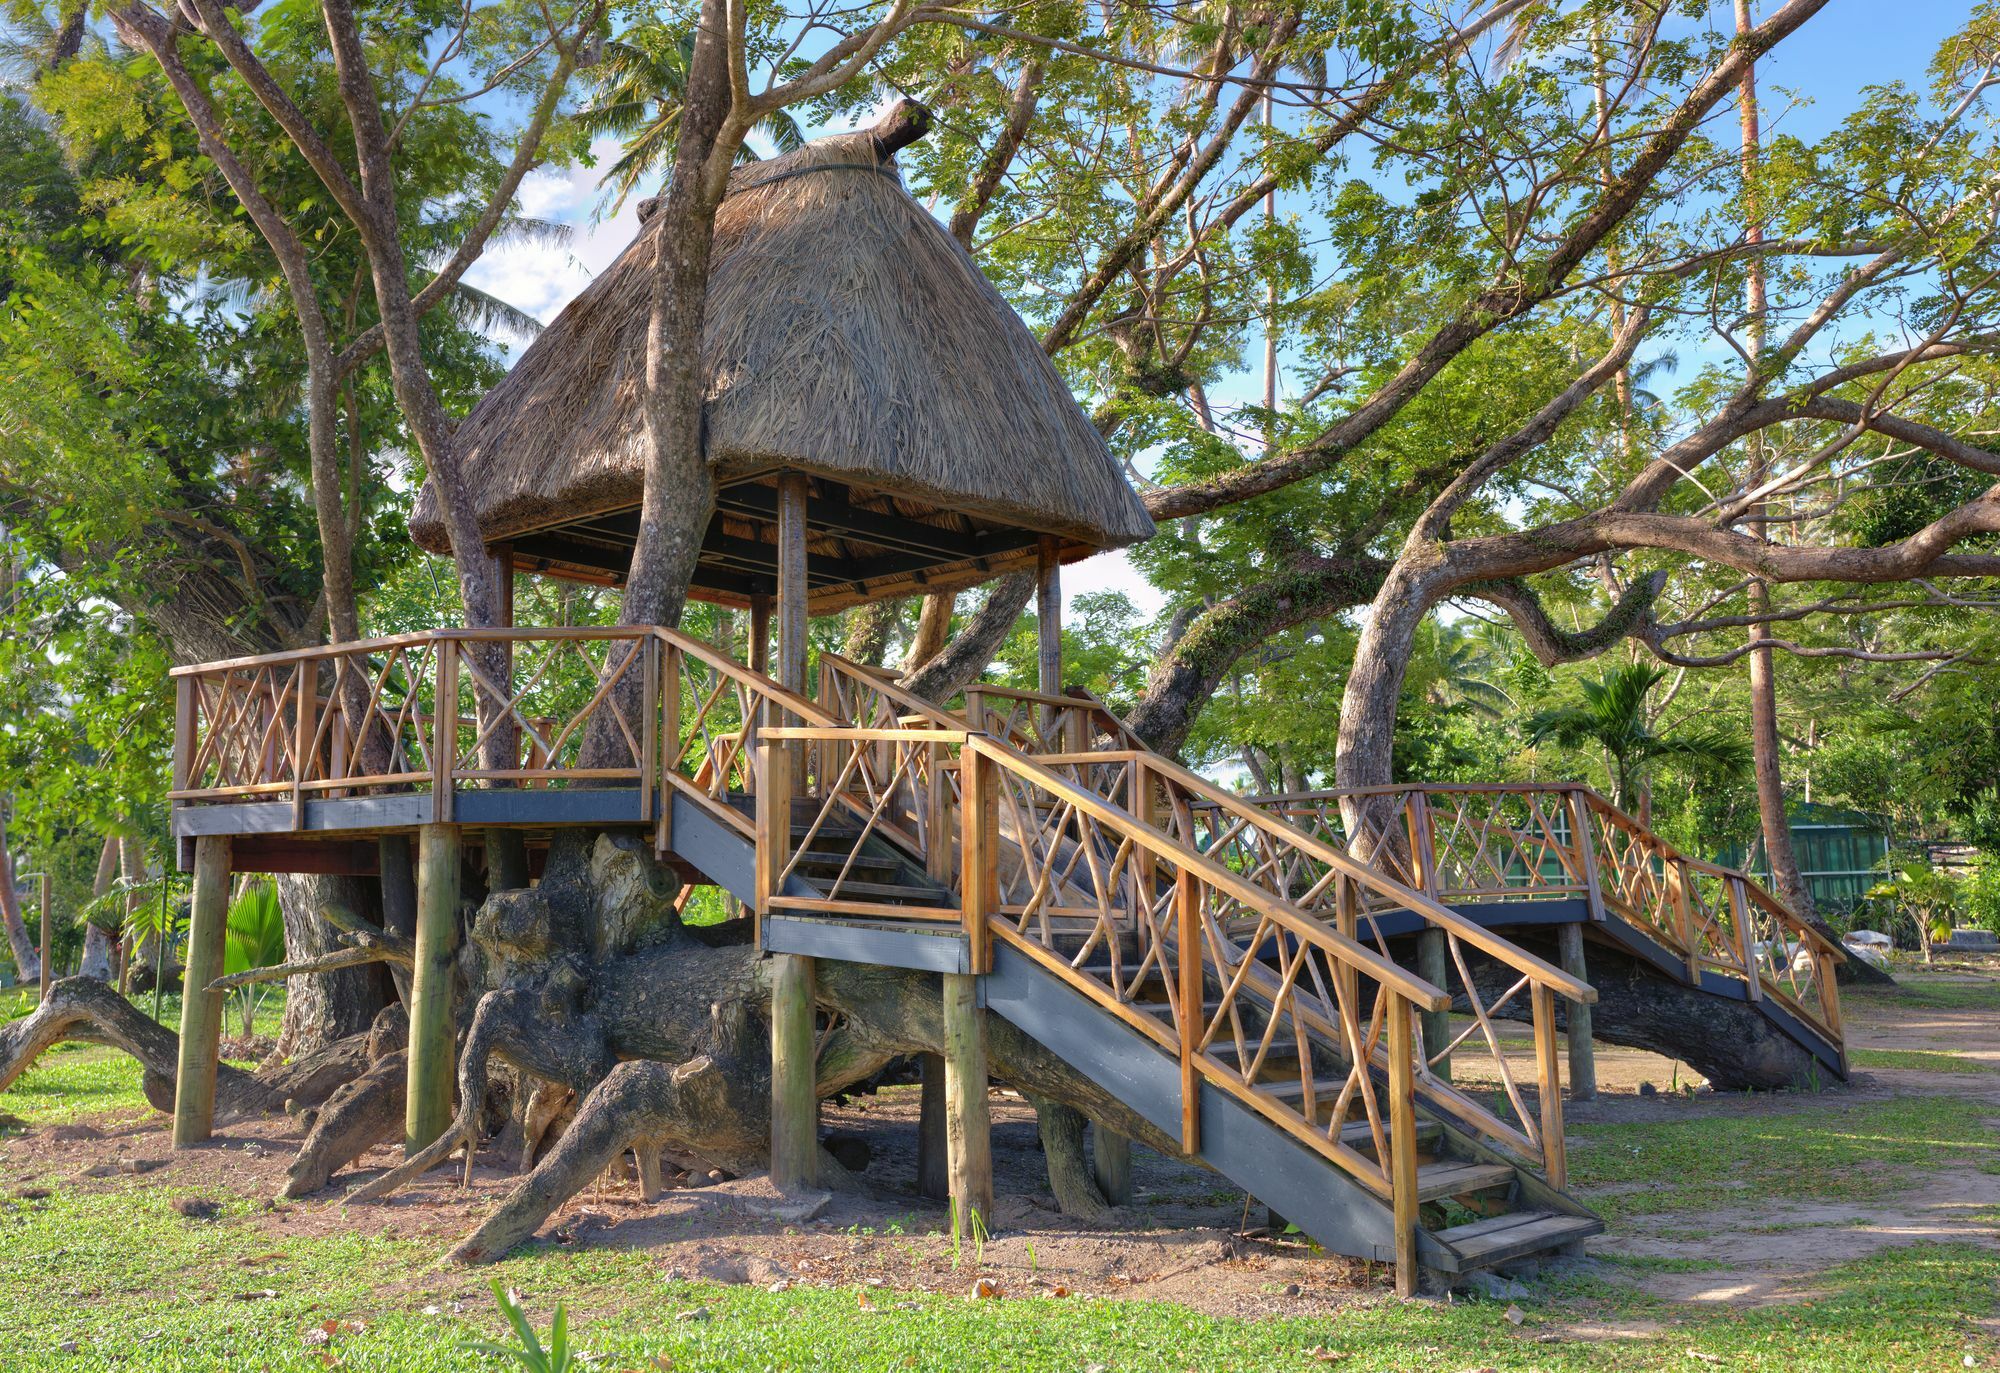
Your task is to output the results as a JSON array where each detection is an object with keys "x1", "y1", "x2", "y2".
[
  {"x1": 4, "y1": 995, "x2": 2000, "y2": 1370},
  {"x1": 0, "y1": 1179, "x2": 1994, "y2": 1371}
]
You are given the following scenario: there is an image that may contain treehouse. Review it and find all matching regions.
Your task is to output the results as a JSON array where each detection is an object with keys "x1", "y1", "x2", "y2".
[{"x1": 160, "y1": 103, "x2": 1845, "y2": 1293}]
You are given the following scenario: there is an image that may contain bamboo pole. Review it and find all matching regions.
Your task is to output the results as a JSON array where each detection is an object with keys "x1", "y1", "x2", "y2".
[
  {"x1": 172, "y1": 835, "x2": 231, "y2": 1148},
  {"x1": 405, "y1": 823, "x2": 461, "y2": 1155}
]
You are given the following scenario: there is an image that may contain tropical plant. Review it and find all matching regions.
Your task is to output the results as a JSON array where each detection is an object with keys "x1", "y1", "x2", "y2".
[
  {"x1": 574, "y1": 25, "x2": 804, "y2": 214},
  {"x1": 1523, "y1": 663, "x2": 1751, "y2": 814},
  {"x1": 467, "y1": 1280, "x2": 574, "y2": 1373},
  {"x1": 1866, "y1": 857, "x2": 1961, "y2": 964},
  {"x1": 222, "y1": 880, "x2": 286, "y2": 1038}
]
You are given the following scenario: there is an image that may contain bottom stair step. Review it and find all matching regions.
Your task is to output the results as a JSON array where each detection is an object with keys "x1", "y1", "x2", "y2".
[
  {"x1": 1429, "y1": 1210, "x2": 1604, "y2": 1270},
  {"x1": 1414, "y1": 1161, "x2": 1517, "y2": 1202}
]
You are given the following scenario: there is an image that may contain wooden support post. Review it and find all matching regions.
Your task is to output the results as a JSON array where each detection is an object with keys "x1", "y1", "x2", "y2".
[
  {"x1": 1387, "y1": 993, "x2": 1420, "y2": 1299},
  {"x1": 1175, "y1": 869, "x2": 1201, "y2": 1157},
  {"x1": 916, "y1": 1052, "x2": 949, "y2": 1201},
  {"x1": 1035, "y1": 535, "x2": 1062, "y2": 739},
  {"x1": 1568, "y1": 789, "x2": 1608, "y2": 922},
  {"x1": 172, "y1": 835, "x2": 231, "y2": 1149},
  {"x1": 1415, "y1": 927, "x2": 1451, "y2": 1082},
  {"x1": 942, "y1": 971, "x2": 992, "y2": 1236},
  {"x1": 1727, "y1": 876, "x2": 1762, "y2": 999},
  {"x1": 1556, "y1": 922, "x2": 1596, "y2": 1101},
  {"x1": 1532, "y1": 982, "x2": 1567, "y2": 1191},
  {"x1": 749, "y1": 596, "x2": 772, "y2": 675},
  {"x1": 768, "y1": 472, "x2": 819, "y2": 1194},
  {"x1": 406, "y1": 823, "x2": 462, "y2": 1156},
  {"x1": 769, "y1": 950, "x2": 819, "y2": 1193},
  {"x1": 37, "y1": 871, "x2": 51, "y2": 999}
]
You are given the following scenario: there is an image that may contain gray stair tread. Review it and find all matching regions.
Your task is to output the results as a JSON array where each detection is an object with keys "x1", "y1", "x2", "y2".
[
  {"x1": 1414, "y1": 1161, "x2": 1517, "y2": 1201},
  {"x1": 1430, "y1": 1210, "x2": 1602, "y2": 1266},
  {"x1": 1255, "y1": 1074, "x2": 1345, "y2": 1100},
  {"x1": 804, "y1": 878, "x2": 950, "y2": 902},
  {"x1": 788, "y1": 856, "x2": 900, "y2": 876},
  {"x1": 1339, "y1": 1118, "x2": 1438, "y2": 1147}
]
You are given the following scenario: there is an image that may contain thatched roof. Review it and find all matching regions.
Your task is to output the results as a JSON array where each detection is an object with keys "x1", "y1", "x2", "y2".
[{"x1": 408, "y1": 104, "x2": 1154, "y2": 609}]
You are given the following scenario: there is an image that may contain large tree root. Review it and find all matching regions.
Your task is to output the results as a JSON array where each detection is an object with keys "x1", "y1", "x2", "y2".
[
  {"x1": 1, "y1": 977, "x2": 376, "y2": 1128},
  {"x1": 1031, "y1": 1096, "x2": 1112, "y2": 1221},
  {"x1": 283, "y1": 1007, "x2": 409, "y2": 1198}
]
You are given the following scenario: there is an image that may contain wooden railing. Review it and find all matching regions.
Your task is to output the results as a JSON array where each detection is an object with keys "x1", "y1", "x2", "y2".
[
  {"x1": 169, "y1": 627, "x2": 835, "y2": 845},
  {"x1": 813, "y1": 661, "x2": 1592, "y2": 1187},
  {"x1": 760, "y1": 724, "x2": 1452, "y2": 1273},
  {"x1": 1237, "y1": 784, "x2": 1845, "y2": 1049}
]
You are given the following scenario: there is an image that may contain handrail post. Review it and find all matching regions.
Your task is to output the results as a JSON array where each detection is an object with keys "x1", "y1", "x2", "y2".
[
  {"x1": 1531, "y1": 981, "x2": 1567, "y2": 1190},
  {"x1": 1728, "y1": 876, "x2": 1761, "y2": 1000},
  {"x1": 658, "y1": 642, "x2": 679, "y2": 854},
  {"x1": 960, "y1": 742, "x2": 998, "y2": 974},
  {"x1": 1177, "y1": 869, "x2": 1202, "y2": 1155},
  {"x1": 639, "y1": 634, "x2": 658, "y2": 826},
  {"x1": 292, "y1": 663, "x2": 312, "y2": 832},
  {"x1": 1567, "y1": 789, "x2": 1607, "y2": 922},
  {"x1": 1405, "y1": 791, "x2": 1438, "y2": 898},
  {"x1": 431, "y1": 640, "x2": 457, "y2": 823},
  {"x1": 755, "y1": 734, "x2": 793, "y2": 951},
  {"x1": 1387, "y1": 993, "x2": 1420, "y2": 1299},
  {"x1": 924, "y1": 739, "x2": 955, "y2": 890},
  {"x1": 1667, "y1": 858, "x2": 1699, "y2": 982}
]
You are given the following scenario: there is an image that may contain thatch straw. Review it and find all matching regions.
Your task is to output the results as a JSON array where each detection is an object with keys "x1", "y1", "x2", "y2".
[{"x1": 408, "y1": 113, "x2": 1155, "y2": 570}]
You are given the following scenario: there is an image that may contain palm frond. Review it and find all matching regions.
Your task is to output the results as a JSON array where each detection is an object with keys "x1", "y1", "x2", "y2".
[{"x1": 450, "y1": 283, "x2": 546, "y2": 343}]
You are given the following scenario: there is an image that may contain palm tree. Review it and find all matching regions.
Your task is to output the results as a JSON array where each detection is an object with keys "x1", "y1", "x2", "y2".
[
  {"x1": 1524, "y1": 662, "x2": 1750, "y2": 814},
  {"x1": 575, "y1": 27, "x2": 804, "y2": 215}
]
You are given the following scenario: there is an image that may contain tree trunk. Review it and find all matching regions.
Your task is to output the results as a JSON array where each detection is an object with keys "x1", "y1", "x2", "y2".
[
  {"x1": 79, "y1": 835, "x2": 119, "y2": 981},
  {"x1": 1335, "y1": 558, "x2": 1445, "y2": 789},
  {"x1": 0, "y1": 812, "x2": 37, "y2": 985},
  {"x1": 275, "y1": 874, "x2": 391, "y2": 1058}
]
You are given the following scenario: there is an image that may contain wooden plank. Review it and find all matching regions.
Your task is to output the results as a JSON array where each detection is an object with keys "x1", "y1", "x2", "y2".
[
  {"x1": 767, "y1": 896, "x2": 963, "y2": 921},
  {"x1": 172, "y1": 835, "x2": 231, "y2": 1148},
  {"x1": 1388, "y1": 994, "x2": 1420, "y2": 1298},
  {"x1": 1415, "y1": 1161, "x2": 1517, "y2": 1201},
  {"x1": 406, "y1": 823, "x2": 461, "y2": 1155},
  {"x1": 942, "y1": 971, "x2": 993, "y2": 1238},
  {"x1": 1434, "y1": 1212, "x2": 1600, "y2": 1267}
]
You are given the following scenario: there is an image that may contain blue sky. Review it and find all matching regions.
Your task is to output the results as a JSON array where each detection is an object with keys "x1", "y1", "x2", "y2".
[{"x1": 460, "y1": 0, "x2": 1982, "y2": 620}]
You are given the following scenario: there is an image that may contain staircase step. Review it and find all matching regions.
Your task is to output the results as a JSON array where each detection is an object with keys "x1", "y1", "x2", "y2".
[
  {"x1": 803, "y1": 878, "x2": 949, "y2": 903},
  {"x1": 1339, "y1": 1118, "x2": 1440, "y2": 1149},
  {"x1": 792, "y1": 850, "x2": 903, "y2": 874},
  {"x1": 1254, "y1": 1074, "x2": 1346, "y2": 1102},
  {"x1": 1429, "y1": 1210, "x2": 1603, "y2": 1269},
  {"x1": 1414, "y1": 1161, "x2": 1517, "y2": 1202}
]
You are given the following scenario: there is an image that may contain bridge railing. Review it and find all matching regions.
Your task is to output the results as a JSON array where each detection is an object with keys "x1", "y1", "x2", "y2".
[{"x1": 1231, "y1": 783, "x2": 1844, "y2": 1049}]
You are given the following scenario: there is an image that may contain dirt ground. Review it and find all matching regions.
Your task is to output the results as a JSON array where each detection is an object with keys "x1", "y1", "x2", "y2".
[{"x1": 4, "y1": 960, "x2": 1999, "y2": 1322}]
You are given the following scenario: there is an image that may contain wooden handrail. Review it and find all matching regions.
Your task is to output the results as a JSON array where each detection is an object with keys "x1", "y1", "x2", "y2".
[{"x1": 963, "y1": 737, "x2": 1451, "y2": 1013}]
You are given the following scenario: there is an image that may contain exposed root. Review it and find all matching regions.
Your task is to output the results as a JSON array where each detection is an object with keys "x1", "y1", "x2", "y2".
[
  {"x1": 1031, "y1": 1096, "x2": 1111, "y2": 1221},
  {"x1": 451, "y1": 1053, "x2": 762, "y2": 1264},
  {"x1": 3, "y1": 978, "x2": 282, "y2": 1121},
  {"x1": 282, "y1": 1008, "x2": 408, "y2": 1198}
]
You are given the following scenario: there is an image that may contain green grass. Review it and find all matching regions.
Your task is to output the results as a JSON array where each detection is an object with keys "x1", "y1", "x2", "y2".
[
  {"x1": 0, "y1": 1181, "x2": 1993, "y2": 1371},
  {"x1": 1, "y1": 1044, "x2": 159, "y2": 1128},
  {"x1": 1850, "y1": 1047, "x2": 1994, "y2": 1074},
  {"x1": 1568, "y1": 1094, "x2": 2000, "y2": 1222},
  {"x1": 1847, "y1": 979, "x2": 2000, "y2": 1012}
]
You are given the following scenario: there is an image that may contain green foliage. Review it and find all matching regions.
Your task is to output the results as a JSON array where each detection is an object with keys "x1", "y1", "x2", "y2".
[
  {"x1": 222, "y1": 880, "x2": 286, "y2": 1037},
  {"x1": 468, "y1": 1279, "x2": 574, "y2": 1373},
  {"x1": 1524, "y1": 662, "x2": 1752, "y2": 814}
]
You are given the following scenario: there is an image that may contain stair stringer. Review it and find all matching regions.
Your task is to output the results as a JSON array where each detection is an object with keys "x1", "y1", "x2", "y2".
[{"x1": 985, "y1": 940, "x2": 1450, "y2": 1269}]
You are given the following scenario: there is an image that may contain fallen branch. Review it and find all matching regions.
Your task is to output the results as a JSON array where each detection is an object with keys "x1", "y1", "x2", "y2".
[{"x1": 208, "y1": 944, "x2": 401, "y2": 993}]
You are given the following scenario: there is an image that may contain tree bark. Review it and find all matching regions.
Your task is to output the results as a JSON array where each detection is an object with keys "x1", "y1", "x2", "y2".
[
  {"x1": 275, "y1": 874, "x2": 391, "y2": 1058},
  {"x1": 0, "y1": 812, "x2": 37, "y2": 985}
]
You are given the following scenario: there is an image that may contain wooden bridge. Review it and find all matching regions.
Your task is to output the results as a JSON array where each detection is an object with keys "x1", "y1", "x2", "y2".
[{"x1": 166, "y1": 625, "x2": 1844, "y2": 1293}]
